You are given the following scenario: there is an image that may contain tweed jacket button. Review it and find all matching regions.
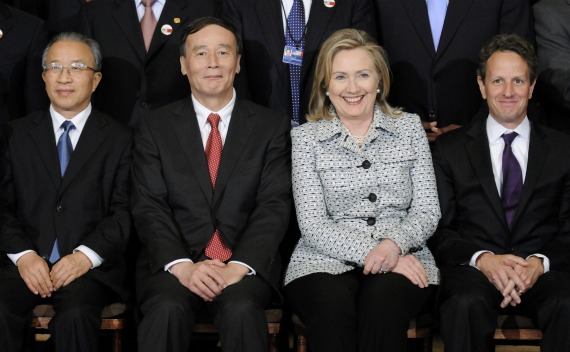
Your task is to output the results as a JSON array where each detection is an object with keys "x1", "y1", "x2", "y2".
[
  {"x1": 368, "y1": 193, "x2": 377, "y2": 202},
  {"x1": 361, "y1": 160, "x2": 371, "y2": 169},
  {"x1": 366, "y1": 217, "x2": 376, "y2": 226}
]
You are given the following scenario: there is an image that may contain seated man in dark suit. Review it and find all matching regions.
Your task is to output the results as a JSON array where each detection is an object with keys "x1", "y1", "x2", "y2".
[
  {"x1": 132, "y1": 17, "x2": 291, "y2": 352},
  {"x1": 0, "y1": 32, "x2": 132, "y2": 352},
  {"x1": 430, "y1": 33, "x2": 570, "y2": 352}
]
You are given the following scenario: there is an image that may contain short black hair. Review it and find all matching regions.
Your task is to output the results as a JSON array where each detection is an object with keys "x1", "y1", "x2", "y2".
[
  {"x1": 477, "y1": 33, "x2": 537, "y2": 83},
  {"x1": 179, "y1": 17, "x2": 242, "y2": 57}
]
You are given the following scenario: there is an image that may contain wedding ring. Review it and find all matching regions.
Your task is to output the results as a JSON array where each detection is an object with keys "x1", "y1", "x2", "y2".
[
  {"x1": 518, "y1": 290, "x2": 524, "y2": 295},
  {"x1": 380, "y1": 268, "x2": 387, "y2": 274}
]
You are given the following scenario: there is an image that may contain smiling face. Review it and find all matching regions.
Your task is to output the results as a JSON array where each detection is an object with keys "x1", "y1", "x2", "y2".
[
  {"x1": 327, "y1": 48, "x2": 380, "y2": 124},
  {"x1": 42, "y1": 40, "x2": 101, "y2": 119},
  {"x1": 478, "y1": 51, "x2": 535, "y2": 129},
  {"x1": 180, "y1": 24, "x2": 241, "y2": 110}
]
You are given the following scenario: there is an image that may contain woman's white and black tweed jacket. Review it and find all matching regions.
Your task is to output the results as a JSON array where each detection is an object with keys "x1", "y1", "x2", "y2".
[{"x1": 284, "y1": 105, "x2": 441, "y2": 286}]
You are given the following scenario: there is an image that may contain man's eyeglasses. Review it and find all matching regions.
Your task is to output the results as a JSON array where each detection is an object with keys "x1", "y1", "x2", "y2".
[{"x1": 42, "y1": 62, "x2": 97, "y2": 76}]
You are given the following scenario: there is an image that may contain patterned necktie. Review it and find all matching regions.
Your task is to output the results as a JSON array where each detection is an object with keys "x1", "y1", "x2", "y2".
[
  {"x1": 285, "y1": 0, "x2": 305, "y2": 126},
  {"x1": 427, "y1": 0, "x2": 447, "y2": 51},
  {"x1": 50, "y1": 120, "x2": 76, "y2": 263},
  {"x1": 501, "y1": 132, "x2": 523, "y2": 230},
  {"x1": 204, "y1": 114, "x2": 232, "y2": 261},
  {"x1": 141, "y1": 0, "x2": 157, "y2": 52}
]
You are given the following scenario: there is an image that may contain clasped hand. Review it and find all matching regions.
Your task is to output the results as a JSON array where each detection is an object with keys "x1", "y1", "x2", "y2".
[
  {"x1": 170, "y1": 261, "x2": 248, "y2": 302},
  {"x1": 17, "y1": 251, "x2": 92, "y2": 298},
  {"x1": 476, "y1": 253, "x2": 544, "y2": 308}
]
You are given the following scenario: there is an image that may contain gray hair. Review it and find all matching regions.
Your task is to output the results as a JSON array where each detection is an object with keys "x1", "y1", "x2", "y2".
[{"x1": 42, "y1": 32, "x2": 102, "y2": 72}]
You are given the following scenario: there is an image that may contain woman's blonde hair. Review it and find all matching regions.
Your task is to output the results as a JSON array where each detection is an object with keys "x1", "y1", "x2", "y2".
[{"x1": 306, "y1": 28, "x2": 401, "y2": 122}]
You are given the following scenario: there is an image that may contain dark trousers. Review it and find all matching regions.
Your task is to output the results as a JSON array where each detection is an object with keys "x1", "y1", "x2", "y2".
[
  {"x1": 0, "y1": 267, "x2": 111, "y2": 352},
  {"x1": 284, "y1": 269, "x2": 435, "y2": 352},
  {"x1": 137, "y1": 268, "x2": 273, "y2": 352},
  {"x1": 438, "y1": 266, "x2": 570, "y2": 352}
]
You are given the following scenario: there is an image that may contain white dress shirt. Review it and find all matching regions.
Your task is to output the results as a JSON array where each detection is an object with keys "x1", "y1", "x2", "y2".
[
  {"x1": 281, "y1": 0, "x2": 312, "y2": 33},
  {"x1": 135, "y1": 0, "x2": 165, "y2": 21},
  {"x1": 8, "y1": 104, "x2": 103, "y2": 269},
  {"x1": 470, "y1": 116, "x2": 549, "y2": 272}
]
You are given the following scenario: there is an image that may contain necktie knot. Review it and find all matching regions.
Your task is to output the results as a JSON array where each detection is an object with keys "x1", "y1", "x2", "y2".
[
  {"x1": 208, "y1": 113, "x2": 221, "y2": 130},
  {"x1": 141, "y1": 0, "x2": 156, "y2": 8},
  {"x1": 61, "y1": 120, "x2": 75, "y2": 133},
  {"x1": 502, "y1": 132, "x2": 518, "y2": 147}
]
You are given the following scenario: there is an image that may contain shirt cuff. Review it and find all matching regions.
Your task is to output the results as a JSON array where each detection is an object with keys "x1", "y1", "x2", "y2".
[
  {"x1": 74, "y1": 245, "x2": 103, "y2": 269},
  {"x1": 470, "y1": 250, "x2": 493, "y2": 269},
  {"x1": 527, "y1": 254, "x2": 550, "y2": 273},
  {"x1": 7, "y1": 250, "x2": 36, "y2": 266},
  {"x1": 165, "y1": 258, "x2": 193, "y2": 273},
  {"x1": 228, "y1": 261, "x2": 256, "y2": 275}
]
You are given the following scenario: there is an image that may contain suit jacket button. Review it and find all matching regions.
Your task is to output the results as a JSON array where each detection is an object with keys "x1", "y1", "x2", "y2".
[
  {"x1": 366, "y1": 217, "x2": 376, "y2": 226},
  {"x1": 368, "y1": 193, "x2": 377, "y2": 202},
  {"x1": 55, "y1": 205, "x2": 63, "y2": 213}
]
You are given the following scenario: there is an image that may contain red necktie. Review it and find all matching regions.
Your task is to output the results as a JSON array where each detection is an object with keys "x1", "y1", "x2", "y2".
[
  {"x1": 141, "y1": 0, "x2": 157, "y2": 52},
  {"x1": 204, "y1": 113, "x2": 232, "y2": 261}
]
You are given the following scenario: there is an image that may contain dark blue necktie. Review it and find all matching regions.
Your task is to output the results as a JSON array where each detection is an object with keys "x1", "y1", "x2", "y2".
[
  {"x1": 285, "y1": 0, "x2": 305, "y2": 126},
  {"x1": 501, "y1": 132, "x2": 523, "y2": 230},
  {"x1": 50, "y1": 120, "x2": 75, "y2": 263}
]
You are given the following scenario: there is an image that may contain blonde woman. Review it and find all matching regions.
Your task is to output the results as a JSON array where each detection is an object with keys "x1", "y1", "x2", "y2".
[{"x1": 284, "y1": 29, "x2": 440, "y2": 352}]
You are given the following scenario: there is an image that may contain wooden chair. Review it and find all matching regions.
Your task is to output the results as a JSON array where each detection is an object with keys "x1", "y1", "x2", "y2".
[
  {"x1": 292, "y1": 313, "x2": 433, "y2": 352},
  {"x1": 192, "y1": 308, "x2": 282, "y2": 352},
  {"x1": 494, "y1": 314, "x2": 542, "y2": 343},
  {"x1": 31, "y1": 303, "x2": 126, "y2": 352}
]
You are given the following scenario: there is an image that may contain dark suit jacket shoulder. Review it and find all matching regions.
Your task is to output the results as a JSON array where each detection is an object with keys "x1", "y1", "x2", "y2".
[
  {"x1": 0, "y1": 4, "x2": 49, "y2": 123},
  {"x1": 132, "y1": 98, "x2": 291, "y2": 287},
  {"x1": 429, "y1": 118, "x2": 570, "y2": 272},
  {"x1": 0, "y1": 109, "x2": 133, "y2": 298}
]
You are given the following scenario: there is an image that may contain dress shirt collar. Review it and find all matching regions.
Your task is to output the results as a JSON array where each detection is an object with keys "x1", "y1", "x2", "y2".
[
  {"x1": 50, "y1": 104, "x2": 91, "y2": 138},
  {"x1": 135, "y1": 0, "x2": 165, "y2": 21},
  {"x1": 313, "y1": 104, "x2": 401, "y2": 143},
  {"x1": 191, "y1": 89, "x2": 237, "y2": 133},
  {"x1": 486, "y1": 115, "x2": 530, "y2": 144}
]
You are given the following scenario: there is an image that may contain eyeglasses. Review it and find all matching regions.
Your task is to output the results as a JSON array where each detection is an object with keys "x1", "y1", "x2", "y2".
[{"x1": 42, "y1": 62, "x2": 97, "y2": 76}]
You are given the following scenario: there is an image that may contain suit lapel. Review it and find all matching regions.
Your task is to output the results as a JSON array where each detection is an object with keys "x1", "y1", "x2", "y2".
[
  {"x1": 464, "y1": 120, "x2": 508, "y2": 229},
  {"x1": 59, "y1": 112, "x2": 106, "y2": 194},
  {"x1": 254, "y1": 0, "x2": 285, "y2": 66},
  {"x1": 113, "y1": 0, "x2": 146, "y2": 62},
  {"x1": 402, "y1": 0, "x2": 435, "y2": 56},
  {"x1": 0, "y1": 4, "x2": 15, "y2": 33},
  {"x1": 511, "y1": 124, "x2": 548, "y2": 227},
  {"x1": 29, "y1": 112, "x2": 60, "y2": 188},
  {"x1": 436, "y1": 0, "x2": 473, "y2": 58},
  {"x1": 146, "y1": 0, "x2": 188, "y2": 59},
  {"x1": 170, "y1": 99, "x2": 214, "y2": 203},
  {"x1": 213, "y1": 101, "x2": 252, "y2": 205},
  {"x1": 302, "y1": 1, "x2": 335, "y2": 81}
]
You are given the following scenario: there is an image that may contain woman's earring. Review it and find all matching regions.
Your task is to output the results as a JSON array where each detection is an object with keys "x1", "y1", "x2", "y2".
[
  {"x1": 326, "y1": 91, "x2": 330, "y2": 97},
  {"x1": 376, "y1": 88, "x2": 380, "y2": 94}
]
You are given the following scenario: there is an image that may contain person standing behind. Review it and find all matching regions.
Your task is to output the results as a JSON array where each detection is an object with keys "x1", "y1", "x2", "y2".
[
  {"x1": 0, "y1": 3, "x2": 49, "y2": 123},
  {"x1": 73, "y1": 0, "x2": 221, "y2": 126},
  {"x1": 284, "y1": 28, "x2": 440, "y2": 352},
  {"x1": 222, "y1": 0, "x2": 377, "y2": 127},
  {"x1": 375, "y1": 0, "x2": 533, "y2": 142},
  {"x1": 132, "y1": 17, "x2": 291, "y2": 352},
  {"x1": 430, "y1": 34, "x2": 570, "y2": 352},
  {"x1": 533, "y1": 0, "x2": 570, "y2": 134},
  {"x1": 0, "y1": 32, "x2": 132, "y2": 352}
]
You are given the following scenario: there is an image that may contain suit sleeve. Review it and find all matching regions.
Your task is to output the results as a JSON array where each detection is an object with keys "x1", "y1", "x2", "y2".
[
  {"x1": 131, "y1": 116, "x2": 192, "y2": 273},
  {"x1": 228, "y1": 113, "x2": 292, "y2": 278},
  {"x1": 534, "y1": 3, "x2": 570, "y2": 111},
  {"x1": 428, "y1": 137, "x2": 489, "y2": 267},
  {"x1": 79, "y1": 129, "x2": 133, "y2": 263},
  {"x1": 0, "y1": 124, "x2": 34, "y2": 255}
]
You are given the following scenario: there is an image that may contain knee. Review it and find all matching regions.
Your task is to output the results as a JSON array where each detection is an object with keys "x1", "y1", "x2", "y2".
[
  {"x1": 441, "y1": 289, "x2": 491, "y2": 316},
  {"x1": 140, "y1": 293, "x2": 192, "y2": 323},
  {"x1": 217, "y1": 298, "x2": 260, "y2": 322}
]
